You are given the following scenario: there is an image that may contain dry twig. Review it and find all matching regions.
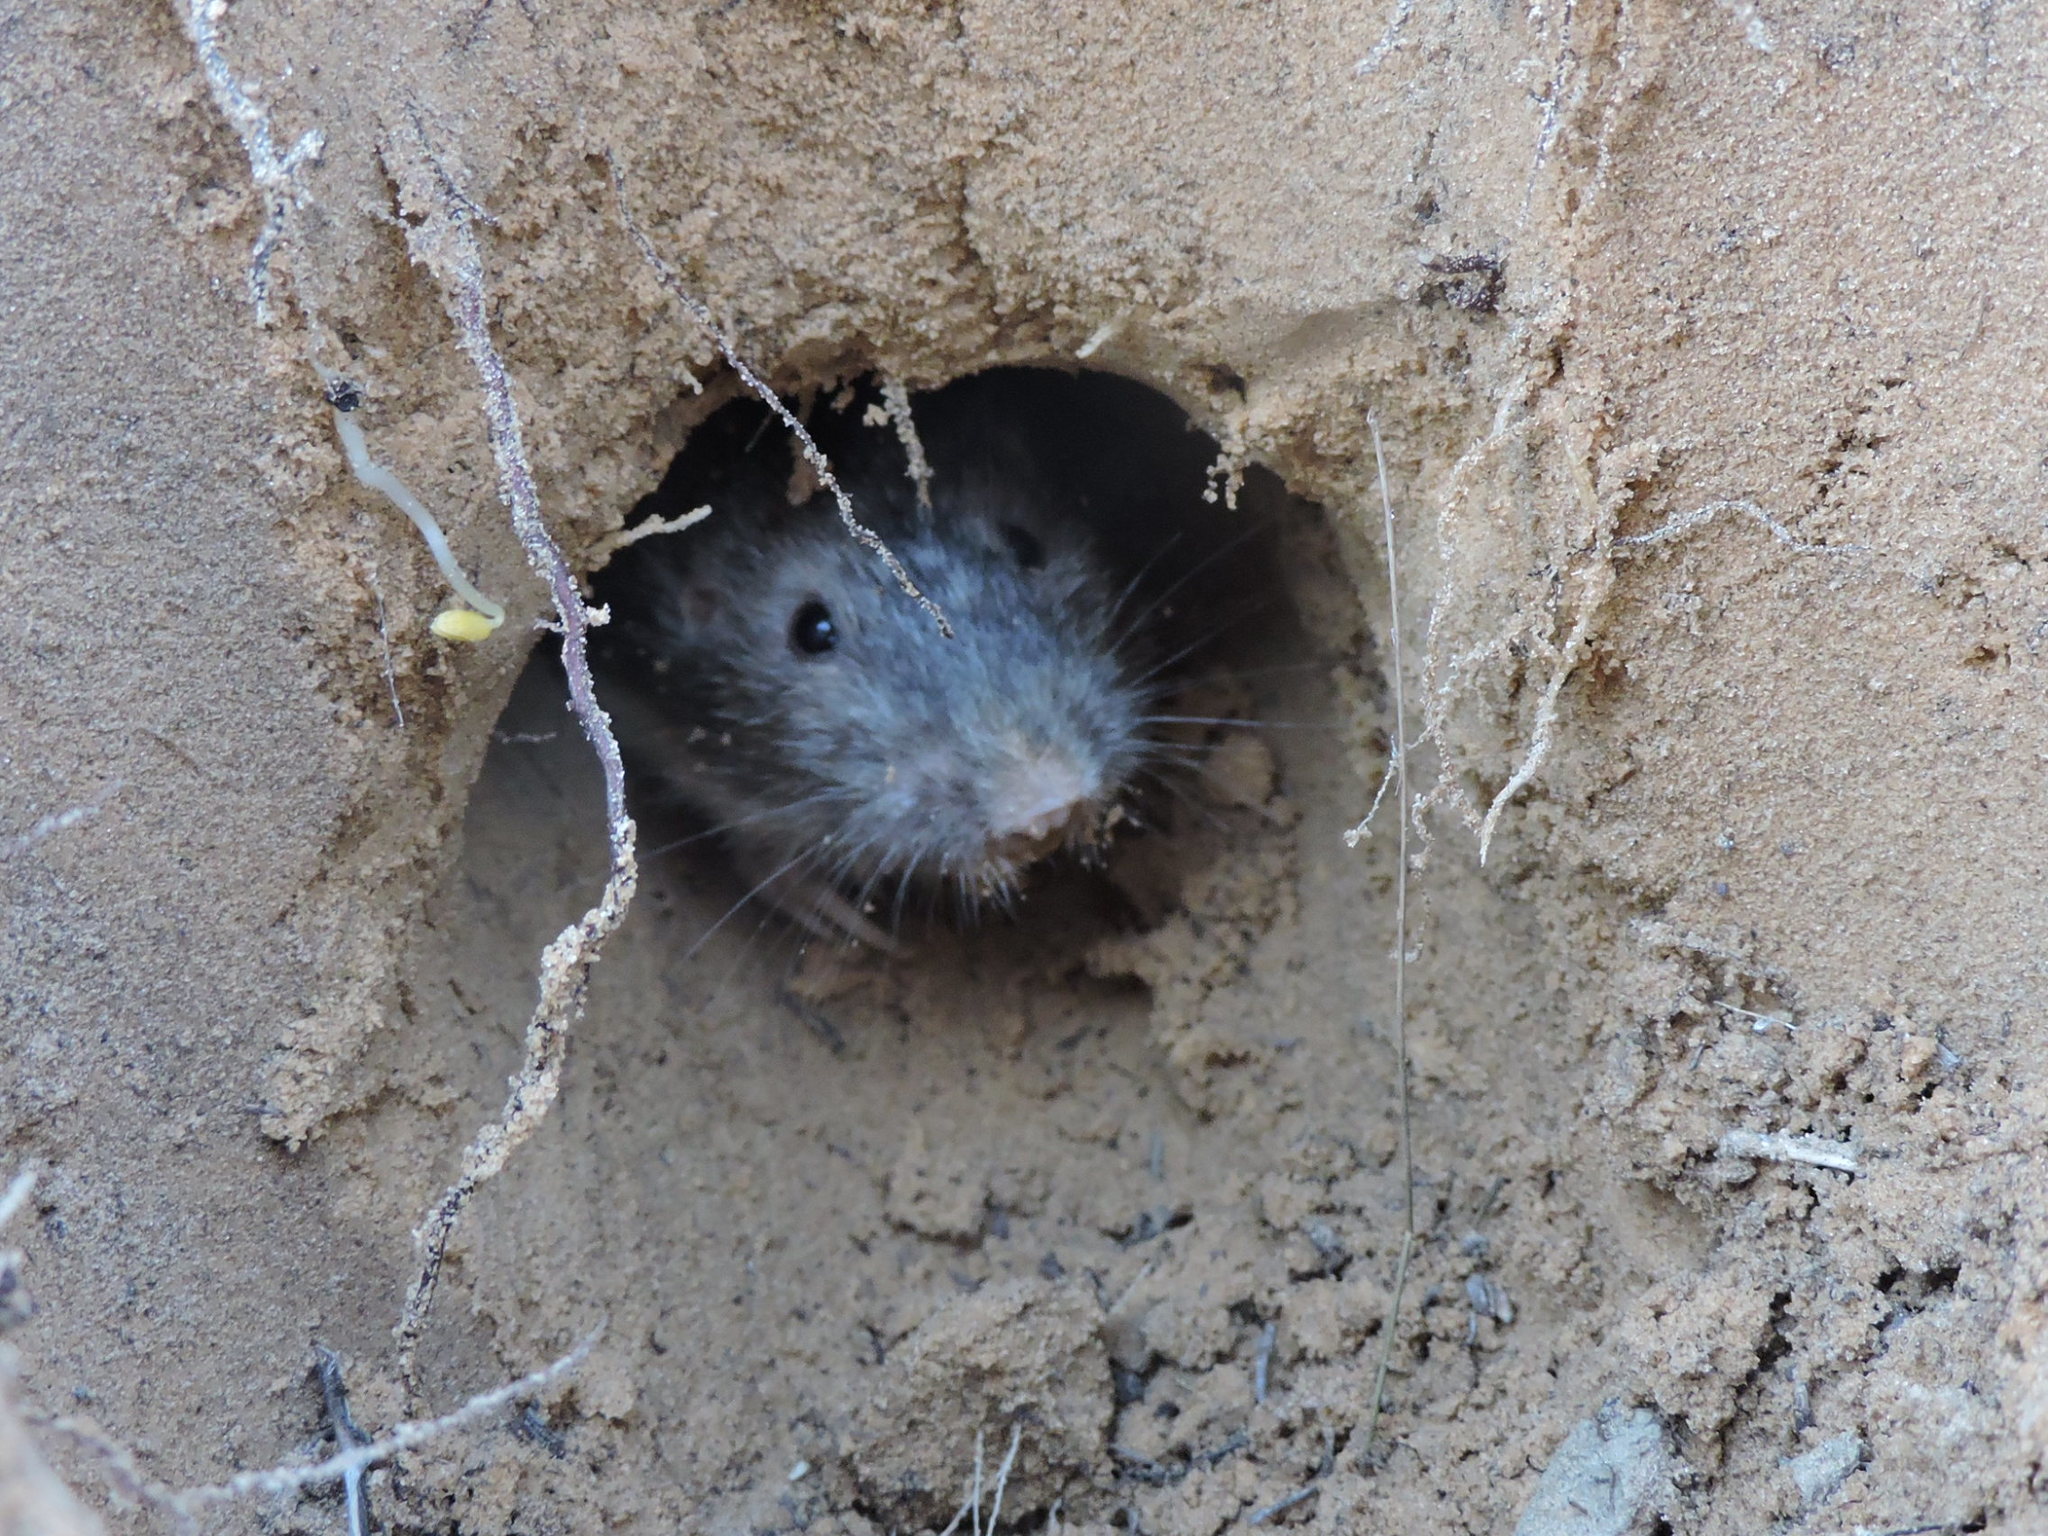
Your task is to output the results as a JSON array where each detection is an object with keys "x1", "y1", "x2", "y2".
[
  {"x1": 1359, "y1": 1230, "x2": 1414, "y2": 1461},
  {"x1": 1717, "y1": 1129, "x2": 1858, "y2": 1175}
]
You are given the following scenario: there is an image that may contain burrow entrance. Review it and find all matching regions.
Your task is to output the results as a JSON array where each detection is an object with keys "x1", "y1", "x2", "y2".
[{"x1": 385, "y1": 365, "x2": 1573, "y2": 1532}]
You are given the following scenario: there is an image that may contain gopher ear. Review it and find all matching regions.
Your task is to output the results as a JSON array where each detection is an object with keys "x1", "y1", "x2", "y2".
[
  {"x1": 998, "y1": 520, "x2": 1048, "y2": 570},
  {"x1": 676, "y1": 579, "x2": 723, "y2": 629}
]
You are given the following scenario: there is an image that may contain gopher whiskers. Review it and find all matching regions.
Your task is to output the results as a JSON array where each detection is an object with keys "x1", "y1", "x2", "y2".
[
  {"x1": 1140, "y1": 714, "x2": 1336, "y2": 731},
  {"x1": 639, "y1": 789, "x2": 858, "y2": 865},
  {"x1": 1107, "y1": 520, "x2": 1269, "y2": 656},
  {"x1": 680, "y1": 845, "x2": 830, "y2": 965}
]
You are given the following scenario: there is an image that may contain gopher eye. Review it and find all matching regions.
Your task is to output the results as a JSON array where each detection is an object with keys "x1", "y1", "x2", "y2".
[
  {"x1": 1001, "y1": 523, "x2": 1047, "y2": 570},
  {"x1": 789, "y1": 598, "x2": 838, "y2": 656}
]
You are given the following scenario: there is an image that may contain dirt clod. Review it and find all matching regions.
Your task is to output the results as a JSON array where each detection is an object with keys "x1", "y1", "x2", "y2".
[{"x1": 847, "y1": 1280, "x2": 1111, "y2": 1528}]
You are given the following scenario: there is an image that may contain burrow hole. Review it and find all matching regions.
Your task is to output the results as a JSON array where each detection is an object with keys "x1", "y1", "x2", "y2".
[
  {"x1": 409, "y1": 366, "x2": 1388, "y2": 1523},
  {"x1": 472, "y1": 365, "x2": 1375, "y2": 1004}
]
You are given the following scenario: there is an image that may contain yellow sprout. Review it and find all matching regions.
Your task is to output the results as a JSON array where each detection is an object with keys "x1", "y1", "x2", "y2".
[
  {"x1": 431, "y1": 607, "x2": 502, "y2": 643},
  {"x1": 313, "y1": 354, "x2": 508, "y2": 640}
]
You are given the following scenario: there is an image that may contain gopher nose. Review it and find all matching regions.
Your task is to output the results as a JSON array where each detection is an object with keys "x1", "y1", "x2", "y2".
[{"x1": 983, "y1": 748, "x2": 1098, "y2": 864}]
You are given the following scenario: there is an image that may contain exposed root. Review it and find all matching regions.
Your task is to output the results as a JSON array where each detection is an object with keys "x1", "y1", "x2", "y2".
[
  {"x1": 1356, "y1": 411, "x2": 1418, "y2": 1467},
  {"x1": 605, "y1": 152, "x2": 952, "y2": 637},
  {"x1": 0, "y1": 1165, "x2": 35, "y2": 1333},
  {"x1": 387, "y1": 166, "x2": 639, "y2": 1404},
  {"x1": 177, "y1": 0, "x2": 323, "y2": 321},
  {"x1": 937, "y1": 1424, "x2": 1022, "y2": 1536},
  {"x1": 313, "y1": 1348, "x2": 373, "y2": 1536},
  {"x1": 171, "y1": 1331, "x2": 598, "y2": 1516},
  {"x1": 0, "y1": 1169, "x2": 122, "y2": 1533},
  {"x1": 1, "y1": 1402, "x2": 102, "y2": 1536},
  {"x1": 1476, "y1": 484, "x2": 1856, "y2": 864},
  {"x1": 0, "y1": 1169, "x2": 37, "y2": 1233},
  {"x1": 1475, "y1": 562, "x2": 1607, "y2": 865},
  {"x1": 1415, "y1": 299, "x2": 1569, "y2": 838},
  {"x1": 2, "y1": 784, "x2": 123, "y2": 863},
  {"x1": 1247, "y1": 1482, "x2": 1320, "y2": 1525},
  {"x1": 1615, "y1": 496, "x2": 1859, "y2": 556},
  {"x1": 1073, "y1": 314, "x2": 1126, "y2": 358},
  {"x1": 171, "y1": 20, "x2": 635, "y2": 1511},
  {"x1": 32, "y1": 1336, "x2": 596, "y2": 1536},
  {"x1": 1352, "y1": 0, "x2": 1415, "y2": 75},
  {"x1": 314, "y1": 361, "x2": 508, "y2": 639},
  {"x1": 1524, "y1": 0, "x2": 1589, "y2": 224},
  {"x1": 878, "y1": 374, "x2": 934, "y2": 511},
  {"x1": 585, "y1": 503, "x2": 714, "y2": 570}
]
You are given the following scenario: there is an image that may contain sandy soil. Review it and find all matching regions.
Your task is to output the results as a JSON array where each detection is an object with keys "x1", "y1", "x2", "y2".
[{"x1": 4, "y1": 0, "x2": 2047, "y2": 1532}]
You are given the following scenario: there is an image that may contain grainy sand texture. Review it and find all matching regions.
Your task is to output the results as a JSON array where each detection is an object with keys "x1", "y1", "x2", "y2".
[{"x1": 4, "y1": 2, "x2": 2046, "y2": 1531}]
